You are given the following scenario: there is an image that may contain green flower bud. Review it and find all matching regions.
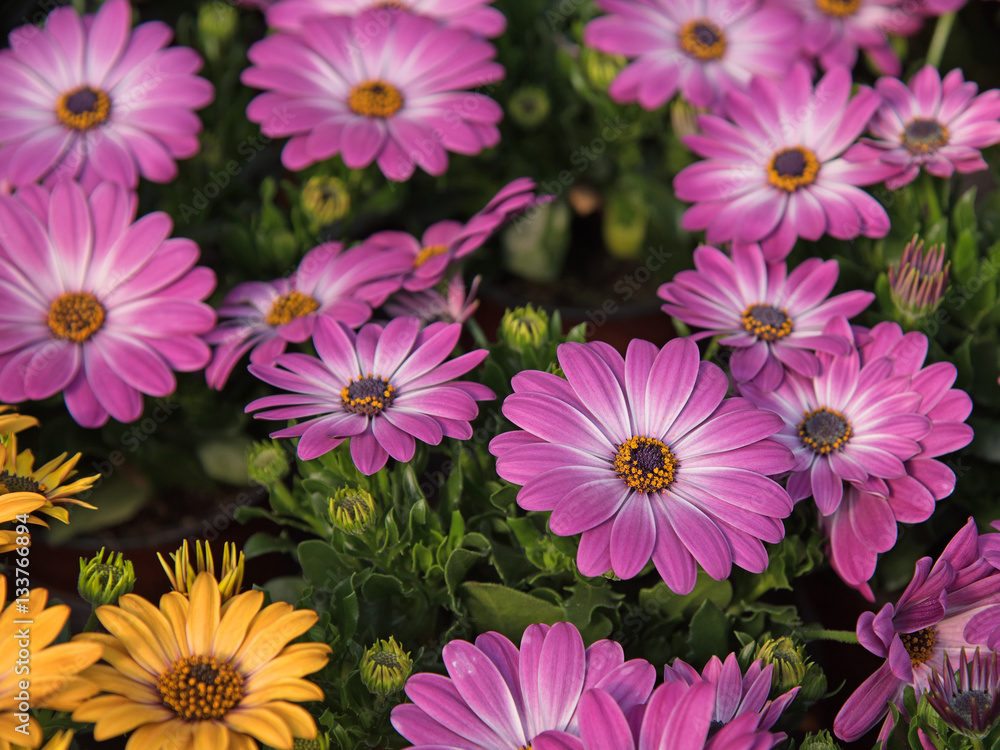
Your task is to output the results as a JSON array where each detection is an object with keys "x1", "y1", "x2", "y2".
[
  {"x1": 197, "y1": 2, "x2": 238, "y2": 61},
  {"x1": 670, "y1": 98, "x2": 702, "y2": 140},
  {"x1": 581, "y1": 47, "x2": 625, "y2": 91},
  {"x1": 301, "y1": 176, "x2": 351, "y2": 227},
  {"x1": 500, "y1": 305, "x2": 550, "y2": 354},
  {"x1": 755, "y1": 637, "x2": 808, "y2": 693},
  {"x1": 603, "y1": 187, "x2": 649, "y2": 259},
  {"x1": 508, "y1": 86, "x2": 551, "y2": 129},
  {"x1": 799, "y1": 665, "x2": 828, "y2": 703},
  {"x1": 78, "y1": 548, "x2": 135, "y2": 607},
  {"x1": 798, "y1": 730, "x2": 842, "y2": 750},
  {"x1": 360, "y1": 636, "x2": 413, "y2": 695},
  {"x1": 329, "y1": 486, "x2": 376, "y2": 534},
  {"x1": 888, "y1": 235, "x2": 950, "y2": 324},
  {"x1": 247, "y1": 440, "x2": 290, "y2": 486}
]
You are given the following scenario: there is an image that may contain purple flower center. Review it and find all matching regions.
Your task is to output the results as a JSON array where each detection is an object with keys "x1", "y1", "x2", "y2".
[
  {"x1": 613, "y1": 436, "x2": 678, "y2": 493},
  {"x1": 348, "y1": 79, "x2": 405, "y2": 118},
  {"x1": 798, "y1": 407, "x2": 852, "y2": 454},
  {"x1": 678, "y1": 19, "x2": 727, "y2": 61},
  {"x1": 157, "y1": 655, "x2": 244, "y2": 721},
  {"x1": 767, "y1": 147, "x2": 820, "y2": 192},
  {"x1": 341, "y1": 375, "x2": 396, "y2": 416},
  {"x1": 0, "y1": 471, "x2": 44, "y2": 495},
  {"x1": 266, "y1": 290, "x2": 319, "y2": 327},
  {"x1": 741, "y1": 304, "x2": 793, "y2": 342},
  {"x1": 47, "y1": 292, "x2": 106, "y2": 343},
  {"x1": 56, "y1": 86, "x2": 111, "y2": 131},
  {"x1": 815, "y1": 0, "x2": 860, "y2": 17},
  {"x1": 899, "y1": 627, "x2": 937, "y2": 668},
  {"x1": 902, "y1": 118, "x2": 949, "y2": 154}
]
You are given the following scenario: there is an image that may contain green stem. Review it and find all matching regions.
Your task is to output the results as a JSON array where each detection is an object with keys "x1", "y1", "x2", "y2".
[
  {"x1": 926, "y1": 12, "x2": 956, "y2": 69},
  {"x1": 795, "y1": 628, "x2": 860, "y2": 644},
  {"x1": 83, "y1": 610, "x2": 100, "y2": 633},
  {"x1": 920, "y1": 172, "x2": 943, "y2": 226},
  {"x1": 465, "y1": 317, "x2": 491, "y2": 350}
]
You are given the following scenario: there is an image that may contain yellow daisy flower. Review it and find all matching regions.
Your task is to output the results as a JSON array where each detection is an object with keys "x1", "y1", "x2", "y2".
[
  {"x1": 0, "y1": 493, "x2": 46, "y2": 558},
  {"x1": 0, "y1": 407, "x2": 37, "y2": 438},
  {"x1": 73, "y1": 572, "x2": 331, "y2": 750},
  {"x1": 0, "y1": 579, "x2": 103, "y2": 750},
  {"x1": 10, "y1": 729, "x2": 74, "y2": 750},
  {"x1": 0, "y1": 434, "x2": 98, "y2": 512},
  {"x1": 157, "y1": 540, "x2": 245, "y2": 604}
]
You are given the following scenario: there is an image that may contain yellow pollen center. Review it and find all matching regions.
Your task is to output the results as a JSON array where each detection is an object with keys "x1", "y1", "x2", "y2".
[
  {"x1": 613, "y1": 436, "x2": 678, "y2": 493},
  {"x1": 798, "y1": 406, "x2": 852, "y2": 454},
  {"x1": 815, "y1": 0, "x2": 861, "y2": 16},
  {"x1": 341, "y1": 374, "x2": 396, "y2": 416},
  {"x1": 414, "y1": 244, "x2": 449, "y2": 268},
  {"x1": 56, "y1": 86, "x2": 111, "y2": 131},
  {"x1": 47, "y1": 292, "x2": 105, "y2": 342},
  {"x1": 348, "y1": 79, "x2": 404, "y2": 118},
  {"x1": 678, "y1": 19, "x2": 727, "y2": 61},
  {"x1": 899, "y1": 627, "x2": 937, "y2": 669},
  {"x1": 157, "y1": 655, "x2": 244, "y2": 721},
  {"x1": 902, "y1": 118, "x2": 950, "y2": 154},
  {"x1": 767, "y1": 147, "x2": 820, "y2": 192},
  {"x1": 266, "y1": 291, "x2": 319, "y2": 327},
  {"x1": 741, "y1": 304, "x2": 793, "y2": 342}
]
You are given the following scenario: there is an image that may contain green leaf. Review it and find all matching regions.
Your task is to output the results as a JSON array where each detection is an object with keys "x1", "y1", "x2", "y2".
[
  {"x1": 445, "y1": 547, "x2": 487, "y2": 609},
  {"x1": 952, "y1": 229, "x2": 978, "y2": 285},
  {"x1": 951, "y1": 186, "x2": 977, "y2": 235},
  {"x1": 460, "y1": 582, "x2": 563, "y2": 639},
  {"x1": 686, "y1": 599, "x2": 730, "y2": 665},
  {"x1": 489, "y1": 482, "x2": 520, "y2": 511},
  {"x1": 298, "y1": 539, "x2": 342, "y2": 588},
  {"x1": 242, "y1": 531, "x2": 297, "y2": 559}
]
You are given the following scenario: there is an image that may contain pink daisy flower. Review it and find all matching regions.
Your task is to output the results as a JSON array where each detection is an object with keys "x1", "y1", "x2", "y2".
[
  {"x1": 267, "y1": 0, "x2": 507, "y2": 38},
  {"x1": 834, "y1": 519, "x2": 1000, "y2": 742},
  {"x1": 740, "y1": 329, "x2": 933, "y2": 516},
  {"x1": 0, "y1": 0, "x2": 214, "y2": 189},
  {"x1": 242, "y1": 9, "x2": 504, "y2": 180},
  {"x1": 582, "y1": 0, "x2": 801, "y2": 112},
  {"x1": 383, "y1": 274, "x2": 482, "y2": 326},
  {"x1": 848, "y1": 66, "x2": 1000, "y2": 190},
  {"x1": 663, "y1": 653, "x2": 800, "y2": 742},
  {"x1": 365, "y1": 177, "x2": 552, "y2": 292},
  {"x1": 390, "y1": 622, "x2": 656, "y2": 750},
  {"x1": 489, "y1": 337, "x2": 795, "y2": 594},
  {"x1": 0, "y1": 181, "x2": 216, "y2": 427},
  {"x1": 246, "y1": 316, "x2": 494, "y2": 473},
  {"x1": 658, "y1": 243, "x2": 874, "y2": 390},
  {"x1": 204, "y1": 242, "x2": 411, "y2": 390},
  {"x1": 772, "y1": 0, "x2": 922, "y2": 76},
  {"x1": 674, "y1": 65, "x2": 894, "y2": 261},
  {"x1": 820, "y1": 321, "x2": 974, "y2": 597}
]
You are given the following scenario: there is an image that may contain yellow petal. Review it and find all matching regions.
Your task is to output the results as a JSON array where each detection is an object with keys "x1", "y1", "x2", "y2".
[
  {"x1": 72, "y1": 664, "x2": 159, "y2": 702},
  {"x1": 93, "y1": 702, "x2": 175, "y2": 740},
  {"x1": 193, "y1": 721, "x2": 230, "y2": 750},
  {"x1": 241, "y1": 678, "x2": 324, "y2": 706},
  {"x1": 225, "y1": 706, "x2": 293, "y2": 749},
  {"x1": 227, "y1": 730, "x2": 259, "y2": 750},
  {"x1": 36, "y1": 676, "x2": 99, "y2": 712},
  {"x1": 75, "y1": 635, "x2": 158, "y2": 687},
  {"x1": 125, "y1": 719, "x2": 191, "y2": 750},
  {"x1": 244, "y1": 646, "x2": 331, "y2": 691},
  {"x1": 72, "y1": 694, "x2": 136, "y2": 723},
  {"x1": 267, "y1": 701, "x2": 318, "y2": 739},
  {"x1": 212, "y1": 590, "x2": 263, "y2": 663},
  {"x1": 0, "y1": 492, "x2": 46, "y2": 519},
  {"x1": 96, "y1": 606, "x2": 171, "y2": 675},
  {"x1": 236, "y1": 611, "x2": 319, "y2": 674},
  {"x1": 159, "y1": 592, "x2": 191, "y2": 660},
  {"x1": 118, "y1": 594, "x2": 183, "y2": 664},
  {"x1": 0, "y1": 713, "x2": 40, "y2": 746},
  {"x1": 185, "y1": 572, "x2": 221, "y2": 655}
]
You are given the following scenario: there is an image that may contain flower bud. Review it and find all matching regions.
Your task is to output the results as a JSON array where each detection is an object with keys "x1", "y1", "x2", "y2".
[
  {"x1": 301, "y1": 176, "x2": 351, "y2": 227},
  {"x1": 508, "y1": 86, "x2": 551, "y2": 129},
  {"x1": 926, "y1": 648, "x2": 1000, "y2": 738},
  {"x1": 888, "y1": 236, "x2": 950, "y2": 323},
  {"x1": 197, "y1": 1, "x2": 239, "y2": 61},
  {"x1": 158, "y1": 540, "x2": 245, "y2": 603},
  {"x1": 500, "y1": 305, "x2": 550, "y2": 354},
  {"x1": 360, "y1": 636, "x2": 413, "y2": 696},
  {"x1": 798, "y1": 730, "x2": 842, "y2": 750},
  {"x1": 78, "y1": 548, "x2": 135, "y2": 607},
  {"x1": 247, "y1": 440, "x2": 290, "y2": 486},
  {"x1": 328, "y1": 486, "x2": 376, "y2": 534},
  {"x1": 581, "y1": 47, "x2": 625, "y2": 91},
  {"x1": 603, "y1": 187, "x2": 649, "y2": 259},
  {"x1": 756, "y1": 637, "x2": 808, "y2": 692}
]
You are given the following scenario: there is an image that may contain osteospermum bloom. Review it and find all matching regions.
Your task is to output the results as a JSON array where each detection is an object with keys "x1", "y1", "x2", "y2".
[
  {"x1": 367, "y1": 178, "x2": 550, "y2": 292},
  {"x1": 242, "y1": 9, "x2": 504, "y2": 180},
  {"x1": 674, "y1": 65, "x2": 894, "y2": 261},
  {"x1": 267, "y1": 0, "x2": 507, "y2": 37},
  {"x1": 772, "y1": 0, "x2": 921, "y2": 76},
  {"x1": 925, "y1": 649, "x2": 1000, "y2": 737},
  {"x1": 204, "y1": 242, "x2": 411, "y2": 389},
  {"x1": 834, "y1": 519, "x2": 1000, "y2": 742},
  {"x1": 0, "y1": 0, "x2": 214, "y2": 188},
  {"x1": 820, "y1": 322, "x2": 973, "y2": 596},
  {"x1": 157, "y1": 539, "x2": 245, "y2": 604},
  {"x1": 583, "y1": 0, "x2": 801, "y2": 112},
  {"x1": 0, "y1": 580, "x2": 103, "y2": 749},
  {"x1": 390, "y1": 622, "x2": 656, "y2": 750},
  {"x1": 663, "y1": 653, "x2": 800, "y2": 741},
  {"x1": 72, "y1": 572, "x2": 332, "y2": 750},
  {"x1": 658, "y1": 244, "x2": 873, "y2": 390},
  {"x1": 247, "y1": 317, "x2": 494, "y2": 473},
  {"x1": 384, "y1": 274, "x2": 482, "y2": 326},
  {"x1": 848, "y1": 66, "x2": 1000, "y2": 189},
  {"x1": 0, "y1": 181, "x2": 216, "y2": 427},
  {"x1": 534, "y1": 683, "x2": 781, "y2": 750},
  {"x1": 740, "y1": 328, "x2": 932, "y2": 516},
  {"x1": 489, "y1": 337, "x2": 794, "y2": 593}
]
